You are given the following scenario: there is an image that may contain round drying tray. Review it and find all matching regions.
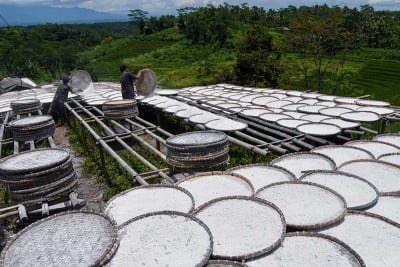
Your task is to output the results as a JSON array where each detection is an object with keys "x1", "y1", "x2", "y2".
[
  {"x1": 300, "y1": 170, "x2": 379, "y2": 210},
  {"x1": 365, "y1": 196, "x2": 400, "y2": 224},
  {"x1": 281, "y1": 111, "x2": 305, "y2": 119},
  {"x1": 333, "y1": 97, "x2": 358, "y2": 105},
  {"x1": 260, "y1": 113, "x2": 291, "y2": 122},
  {"x1": 155, "y1": 89, "x2": 179, "y2": 96},
  {"x1": 0, "y1": 148, "x2": 70, "y2": 175},
  {"x1": 301, "y1": 93, "x2": 322, "y2": 99},
  {"x1": 206, "y1": 260, "x2": 249, "y2": 267},
  {"x1": 338, "y1": 159, "x2": 400, "y2": 195},
  {"x1": 270, "y1": 152, "x2": 336, "y2": 179},
  {"x1": 298, "y1": 99, "x2": 319, "y2": 105},
  {"x1": 373, "y1": 133, "x2": 400, "y2": 148},
  {"x1": 297, "y1": 105, "x2": 327, "y2": 114},
  {"x1": 9, "y1": 115, "x2": 55, "y2": 141},
  {"x1": 318, "y1": 101, "x2": 337, "y2": 107},
  {"x1": 246, "y1": 232, "x2": 365, "y2": 267},
  {"x1": 136, "y1": 68, "x2": 156, "y2": 96},
  {"x1": 240, "y1": 94, "x2": 263, "y2": 103},
  {"x1": 240, "y1": 108, "x2": 270, "y2": 117},
  {"x1": 189, "y1": 113, "x2": 223, "y2": 124},
  {"x1": 283, "y1": 96, "x2": 302, "y2": 103},
  {"x1": 69, "y1": 70, "x2": 92, "y2": 93},
  {"x1": 10, "y1": 98, "x2": 42, "y2": 114},
  {"x1": 193, "y1": 196, "x2": 285, "y2": 261},
  {"x1": 321, "y1": 118, "x2": 360, "y2": 129},
  {"x1": 319, "y1": 107, "x2": 353, "y2": 117},
  {"x1": 300, "y1": 114, "x2": 331, "y2": 122},
  {"x1": 317, "y1": 95, "x2": 337, "y2": 101},
  {"x1": 336, "y1": 104, "x2": 360, "y2": 110},
  {"x1": 276, "y1": 118, "x2": 311, "y2": 129},
  {"x1": 104, "y1": 185, "x2": 195, "y2": 226},
  {"x1": 166, "y1": 130, "x2": 228, "y2": 150},
  {"x1": 357, "y1": 106, "x2": 394, "y2": 116},
  {"x1": 176, "y1": 171, "x2": 254, "y2": 208},
  {"x1": 311, "y1": 145, "x2": 374, "y2": 167},
  {"x1": 256, "y1": 181, "x2": 346, "y2": 230},
  {"x1": 296, "y1": 122, "x2": 342, "y2": 136},
  {"x1": 175, "y1": 108, "x2": 204, "y2": 119},
  {"x1": 340, "y1": 111, "x2": 380, "y2": 122},
  {"x1": 102, "y1": 99, "x2": 139, "y2": 120},
  {"x1": 251, "y1": 96, "x2": 278, "y2": 106},
  {"x1": 378, "y1": 153, "x2": 400, "y2": 166},
  {"x1": 355, "y1": 99, "x2": 390, "y2": 107},
  {"x1": 205, "y1": 118, "x2": 247, "y2": 132},
  {"x1": 228, "y1": 164, "x2": 295, "y2": 192},
  {"x1": 266, "y1": 100, "x2": 293, "y2": 109},
  {"x1": 0, "y1": 211, "x2": 118, "y2": 267},
  {"x1": 108, "y1": 211, "x2": 212, "y2": 267},
  {"x1": 286, "y1": 90, "x2": 303, "y2": 97},
  {"x1": 163, "y1": 105, "x2": 188, "y2": 114},
  {"x1": 345, "y1": 140, "x2": 400, "y2": 158},
  {"x1": 321, "y1": 211, "x2": 400, "y2": 267},
  {"x1": 281, "y1": 103, "x2": 307, "y2": 112}
]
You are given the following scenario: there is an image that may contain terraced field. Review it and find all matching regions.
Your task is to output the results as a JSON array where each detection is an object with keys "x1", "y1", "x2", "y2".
[
  {"x1": 354, "y1": 58, "x2": 400, "y2": 105},
  {"x1": 86, "y1": 39, "x2": 173, "y2": 81}
]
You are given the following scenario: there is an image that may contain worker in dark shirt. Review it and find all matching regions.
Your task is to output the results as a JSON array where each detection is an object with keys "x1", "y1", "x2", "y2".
[
  {"x1": 120, "y1": 64, "x2": 138, "y2": 99},
  {"x1": 48, "y1": 76, "x2": 73, "y2": 124}
]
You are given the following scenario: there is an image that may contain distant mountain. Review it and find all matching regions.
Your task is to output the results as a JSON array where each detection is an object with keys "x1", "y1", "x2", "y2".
[{"x1": 0, "y1": 4, "x2": 127, "y2": 26}]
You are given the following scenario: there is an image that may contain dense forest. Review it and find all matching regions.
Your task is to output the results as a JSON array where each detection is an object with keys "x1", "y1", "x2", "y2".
[{"x1": 1, "y1": 4, "x2": 400, "y2": 101}]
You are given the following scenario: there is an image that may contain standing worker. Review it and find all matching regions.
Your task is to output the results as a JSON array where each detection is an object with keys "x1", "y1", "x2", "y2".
[
  {"x1": 48, "y1": 76, "x2": 73, "y2": 125},
  {"x1": 120, "y1": 64, "x2": 138, "y2": 99}
]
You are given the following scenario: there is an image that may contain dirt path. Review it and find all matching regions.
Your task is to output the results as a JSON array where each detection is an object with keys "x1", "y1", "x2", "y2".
[{"x1": 53, "y1": 126, "x2": 106, "y2": 212}]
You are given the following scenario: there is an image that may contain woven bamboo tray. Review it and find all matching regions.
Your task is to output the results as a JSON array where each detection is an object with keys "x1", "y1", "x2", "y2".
[
  {"x1": 373, "y1": 133, "x2": 400, "y2": 148},
  {"x1": 296, "y1": 122, "x2": 342, "y2": 136},
  {"x1": 338, "y1": 159, "x2": 400, "y2": 195},
  {"x1": 246, "y1": 232, "x2": 365, "y2": 267},
  {"x1": 256, "y1": 181, "x2": 347, "y2": 230},
  {"x1": 378, "y1": 153, "x2": 400, "y2": 166},
  {"x1": 136, "y1": 68, "x2": 156, "y2": 96},
  {"x1": 104, "y1": 185, "x2": 195, "y2": 226},
  {"x1": 205, "y1": 118, "x2": 247, "y2": 132},
  {"x1": 345, "y1": 140, "x2": 400, "y2": 159},
  {"x1": 228, "y1": 164, "x2": 296, "y2": 192},
  {"x1": 70, "y1": 70, "x2": 92, "y2": 93},
  {"x1": 0, "y1": 148, "x2": 70, "y2": 175},
  {"x1": 176, "y1": 171, "x2": 254, "y2": 208},
  {"x1": 193, "y1": 196, "x2": 286, "y2": 261},
  {"x1": 321, "y1": 211, "x2": 400, "y2": 267},
  {"x1": 311, "y1": 145, "x2": 374, "y2": 167},
  {"x1": 319, "y1": 107, "x2": 352, "y2": 117},
  {"x1": 270, "y1": 152, "x2": 336, "y2": 179},
  {"x1": 340, "y1": 111, "x2": 380, "y2": 122},
  {"x1": 300, "y1": 170, "x2": 379, "y2": 210},
  {"x1": 357, "y1": 106, "x2": 394, "y2": 115},
  {"x1": 321, "y1": 118, "x2": 361, "y2": 129},
  {"x1": 108, "y1": 211, "x2": 212, "y2": 267},
  {"x1": 276, "y1": 118, "x2": 311, "y2": 129},
  {"x1": 297, "y1": 105, "x2": 327, "y2": 114},
  {"x1": 206, "y1": 260, "x2": 248, "y2": 266},
  {"x1": 366, "y1": 195, "x2": 400, "y2": 222},
  {"x1": 10, "y1": 98, "x2": 42, "y2": 114},
  {"x1": 0, "y1": 211, "x2": 119, "y2": 267}
]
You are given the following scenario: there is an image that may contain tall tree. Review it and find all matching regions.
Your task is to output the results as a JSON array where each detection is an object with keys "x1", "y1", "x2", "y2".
[
  {"x1": 128, "y1": 9, "x2": 149, "y2": 34},
  {"x1": 235, "y1": 25, "x2": 281, "y2": 87}
]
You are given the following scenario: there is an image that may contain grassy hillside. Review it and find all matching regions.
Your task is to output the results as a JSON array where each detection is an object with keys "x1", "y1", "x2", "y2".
[{"x1": 83, "y1": 31, "x2": 400, "y2": 105}]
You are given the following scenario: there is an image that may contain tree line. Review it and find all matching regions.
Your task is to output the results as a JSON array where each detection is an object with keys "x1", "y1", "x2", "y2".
[{"x1": 1, "y1": 3, "x2": 399, "y2": 92}]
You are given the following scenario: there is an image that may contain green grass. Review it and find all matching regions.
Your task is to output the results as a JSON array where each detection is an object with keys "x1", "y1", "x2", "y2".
[{"x1": 84, "y1": 38, "x2": 174, "y2": 81}]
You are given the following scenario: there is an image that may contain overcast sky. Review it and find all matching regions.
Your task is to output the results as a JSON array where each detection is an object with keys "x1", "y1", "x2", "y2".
[{"x1": 1, "y1": 0, "x2": 399, "y2": 14}]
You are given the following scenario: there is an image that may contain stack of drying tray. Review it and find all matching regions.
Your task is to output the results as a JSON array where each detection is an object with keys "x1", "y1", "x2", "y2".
[
  {"x1": 10, "y1": 98, "x2": 42, "y2": 115},
  {"x1": 9, "y1": 115, "x2": 55, "y2": 141},
  {"x1": 0, "y1": 148, "x2": 77, "y2": 206},
  {"x1": 166, "y1": 130, "x2": 229, "y2": 172},
  {"x1": 102, "y1": 100, "x2": 139, "y2": 120}
]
